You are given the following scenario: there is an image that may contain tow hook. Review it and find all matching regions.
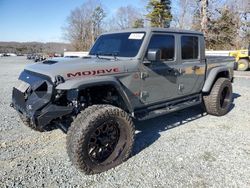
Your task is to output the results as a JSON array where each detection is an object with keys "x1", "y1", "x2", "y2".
[{"x1": 10, "y1": 103, "x2": 14, "y2": 108}]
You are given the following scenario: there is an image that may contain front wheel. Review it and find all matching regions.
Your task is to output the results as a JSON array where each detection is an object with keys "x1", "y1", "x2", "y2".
[
  {"x1": 66, "y1": 105, "x2": 135, "y2": 174},
  {"x1": 203, "y1": 78, "x2": 232, "y2": 116}
]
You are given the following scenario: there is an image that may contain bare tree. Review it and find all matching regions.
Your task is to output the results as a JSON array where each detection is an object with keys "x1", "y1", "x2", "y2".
[
  {"x1": 113, "y1": 6, "x2": 143, "y2": 30},
  {"x1": 200, "y1": 0, "x2": 209, "y2": 36},
  {"x1": 63, "y1": 0, "x2": 106, "y2": 51},
  {"x1": 133, "y1": 19, "x2": 144, "y2": 28},
  {"x1": 178, "y1": 0, "x2": 188, "y2": 29},
  {"x1": 207, "y1": 0, "x2": 249, "y2": 49},
  {"x1": 232, "y1": 0, "x2": 250, "y2": 48},
  {"x1": 92, "y1": 6, "x2": 106, "y2": 43},
  {"x1": 193, "y1": 0, "x2": 249, "y2": 50},
  {"x1": 172, "y1": 0, "x2": 196, "y2": 29}
]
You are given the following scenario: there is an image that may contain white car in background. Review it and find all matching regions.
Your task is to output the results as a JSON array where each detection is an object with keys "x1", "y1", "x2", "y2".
[{"x1": 6, "y1": 53, "x2": 17, "y2": 56}]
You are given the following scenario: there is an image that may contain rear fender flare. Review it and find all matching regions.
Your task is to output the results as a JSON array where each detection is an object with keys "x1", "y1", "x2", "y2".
[{"x1": 202, "y1": 67, "x2": 231, "y2": 93}]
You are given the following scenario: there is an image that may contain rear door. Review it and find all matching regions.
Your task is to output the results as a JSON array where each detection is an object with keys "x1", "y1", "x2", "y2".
[
  {"x1": 140, "y1": 33, "x2": 179, "y2": 104},
  {"x1": 177, "y1": 35, "x2": 206, "y2": 96}
]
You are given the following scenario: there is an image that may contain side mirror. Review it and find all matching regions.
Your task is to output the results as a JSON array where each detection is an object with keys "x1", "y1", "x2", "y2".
[{"x1": 147, "y1": 49, "x2": 161, "y2": 62}]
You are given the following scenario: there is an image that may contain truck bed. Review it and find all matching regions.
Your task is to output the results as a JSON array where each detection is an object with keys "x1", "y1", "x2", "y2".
[{"x1": 206, "y1": 56, "x2": 235, "y2": 64}]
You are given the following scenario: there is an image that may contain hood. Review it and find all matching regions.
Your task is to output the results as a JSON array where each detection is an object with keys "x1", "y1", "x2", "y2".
[{"x1": 25, "y1": 57, "x2": 126, "y2": 82}]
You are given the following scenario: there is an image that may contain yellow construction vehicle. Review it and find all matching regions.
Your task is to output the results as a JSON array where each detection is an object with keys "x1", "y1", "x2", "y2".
[{"x1": 229, "y1": 44, "x2": 250, "y2": 71}]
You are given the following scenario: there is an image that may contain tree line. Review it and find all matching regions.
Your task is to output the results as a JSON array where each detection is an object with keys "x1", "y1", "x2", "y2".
[
  {"x1": 63, "y1": 0, "x2": 249, "y2": 51},
  {"x1": 0, "y1": 42, "x2": 72, "y2": 54}
]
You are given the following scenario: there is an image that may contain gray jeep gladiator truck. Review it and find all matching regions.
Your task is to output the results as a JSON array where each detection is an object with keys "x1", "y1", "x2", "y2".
[{"x1": 11, "y1": 28, "x2": 235, "y2": 174}]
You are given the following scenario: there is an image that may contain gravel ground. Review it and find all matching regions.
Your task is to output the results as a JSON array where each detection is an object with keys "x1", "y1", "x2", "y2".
[{"x1": 0, "y1": 56, "x2": 250, "y2": 187}]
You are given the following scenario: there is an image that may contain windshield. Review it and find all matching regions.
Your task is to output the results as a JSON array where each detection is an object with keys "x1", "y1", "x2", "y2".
[{"x1": 89, "y1": 32, "x2": 145, "y2": 57}]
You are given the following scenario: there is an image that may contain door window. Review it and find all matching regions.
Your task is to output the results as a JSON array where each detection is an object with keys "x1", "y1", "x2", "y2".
[
  {"x1": 147, "y1": 34, "x2": 175, "y2": 61},
  {"x1": 181, "y1": 36, "x2": 199, "y2": 60}
]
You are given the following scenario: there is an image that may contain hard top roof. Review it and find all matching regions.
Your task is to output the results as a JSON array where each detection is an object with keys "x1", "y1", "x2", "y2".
[{"x1": 103, "y1": 27, "x2": 203, "y2": 36}]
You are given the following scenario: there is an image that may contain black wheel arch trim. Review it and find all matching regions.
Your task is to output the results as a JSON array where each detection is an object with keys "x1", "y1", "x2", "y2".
[
  {"x1": 202, "y1": 67, "x2": 232, "y2": 93},
  {"x1": 56, "y1": 76, "x2": 133, "y2": 113}
]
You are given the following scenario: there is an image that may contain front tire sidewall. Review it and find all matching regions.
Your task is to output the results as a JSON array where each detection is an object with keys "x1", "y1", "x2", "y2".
[
  {"x1": 68, "y1": 105, "x2": 134, "y2": 174},
  {"x1": 81, "y1": 113, "x2": 132, "y2": 173}
]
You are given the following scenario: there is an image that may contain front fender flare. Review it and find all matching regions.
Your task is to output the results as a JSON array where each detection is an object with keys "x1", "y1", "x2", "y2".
[{"x1": 56, "y1": 76, "x2": 133, "y2": 113}]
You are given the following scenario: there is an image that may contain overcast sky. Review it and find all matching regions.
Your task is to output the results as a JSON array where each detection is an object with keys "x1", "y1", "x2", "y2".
[{"x1": 0, "y1": 0, "x2": 150, "y2": 42}]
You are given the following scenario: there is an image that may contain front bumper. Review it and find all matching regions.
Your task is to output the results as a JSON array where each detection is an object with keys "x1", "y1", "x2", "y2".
[{"x1": 11, "y1": 70, "x2": 73, "y2": 129}]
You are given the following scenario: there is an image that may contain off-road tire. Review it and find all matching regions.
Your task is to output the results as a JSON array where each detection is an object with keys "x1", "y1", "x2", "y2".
[
  {"x1": 66, "y1": 105, "x2": 102, "y2": 161},
  {"x1": 66, "y1": 105, "x2": 135, "y2": 174},
  {"x1": 237, "y1": 59, "x2": 249, "y2": 71},
  {"x1": 19, "y1": 113, "x2": 44, "y2": 132},
  {"x1": 203, "y1": 78, "x2": 232, "y2": 116}
]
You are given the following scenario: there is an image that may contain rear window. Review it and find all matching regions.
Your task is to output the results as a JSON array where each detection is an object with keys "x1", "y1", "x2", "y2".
[{"x1": 181, "y1": 36, "x2": 199, "y2": 60}]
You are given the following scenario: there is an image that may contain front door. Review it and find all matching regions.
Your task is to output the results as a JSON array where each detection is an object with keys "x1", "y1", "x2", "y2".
[{"x1": 140, "y1": 33, "x2": 179, "y2": 104}]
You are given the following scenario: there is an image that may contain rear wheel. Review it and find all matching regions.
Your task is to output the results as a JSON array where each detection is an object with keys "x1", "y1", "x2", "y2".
[
  {"x1": 66, "y1": 105, "x2": 135, "y2": 174},
  {"x1": 203, "y1": 78, "x2": 232, "y2": 116},
  {"x1": 237, "y1": 59, "x2": 249, "y2": 71}
]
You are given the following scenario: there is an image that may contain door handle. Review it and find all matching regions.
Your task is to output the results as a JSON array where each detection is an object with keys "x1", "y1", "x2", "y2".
[
  {"x1": 167, "y1": 68, "x2": 173, "y2": 73},
  {"x1": 167, "y1": 68, "x2": 180, "y2": 76},
  {"x1": 179, "y1": 68, "x2": 186, "y2": 74},
  {"x1": 192, "y1": 65, "x2": 200, "y2": 70},
  {"x1": 140, "y1": 72, "x2": 149, "y2": 79}
]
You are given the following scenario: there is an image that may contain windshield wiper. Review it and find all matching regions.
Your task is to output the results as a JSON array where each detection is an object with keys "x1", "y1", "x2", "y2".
[
  {"x1": 94, "y1": 51, "x2": 119, "y2": 60},
  {"x1": 100, "y1": 52, "x2": 119, "y2": 60},
  {"x1": 95, "y1": 51, "x2": 102, "y2": 59},
  {"x1": 94, "y1": 51, "x2": 112, "y2": 60}
]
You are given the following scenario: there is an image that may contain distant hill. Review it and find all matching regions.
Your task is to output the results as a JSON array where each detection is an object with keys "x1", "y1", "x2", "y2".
[{"x1": 0, "y1": 41, "x2": 73, "y2": 54}]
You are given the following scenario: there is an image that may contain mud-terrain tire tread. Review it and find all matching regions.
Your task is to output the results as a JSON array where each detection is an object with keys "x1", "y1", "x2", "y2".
[
  {"x1": 203, "y1": 78, "x2": 232, "y2": 116},
  {"x1": 66, "y1": 105, "x2": 135, "y2": 174},
  {"x1": 66, "y1": 105, "x2": 104, "y2": 160}
]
